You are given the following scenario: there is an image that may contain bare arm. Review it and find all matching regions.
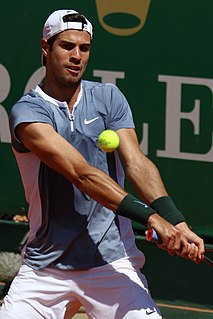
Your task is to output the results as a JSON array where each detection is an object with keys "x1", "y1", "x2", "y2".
[
  {"x1": 117, "y1": 128, "x2": 205, "y2": 261},
  {"x1": 117, "y1": 128, "x2": 168, "y2": 204},
  {"x1": 16, "y1": 122, "x2": 126, "y2": 211}
]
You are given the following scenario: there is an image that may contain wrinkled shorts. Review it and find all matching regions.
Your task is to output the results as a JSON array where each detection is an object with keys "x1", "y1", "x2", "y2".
[{"x1": 0, "y1": 256, "x2": 162, "y2": 319}]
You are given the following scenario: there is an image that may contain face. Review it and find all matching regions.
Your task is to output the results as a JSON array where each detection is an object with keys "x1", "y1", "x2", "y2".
[{"x1": 42, "y1": 30, "x2": 91, "y2": 87}]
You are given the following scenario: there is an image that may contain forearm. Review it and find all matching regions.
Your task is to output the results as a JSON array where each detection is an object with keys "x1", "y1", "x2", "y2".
[
  {"x1": 71, "y1": 164, "x2": 127, "y2": 211},
  {"x1": 123, "y1": 149, "x2": 186, "y2": 225},
  {"x1": 125, "y1": 155, "x2": 168, "y2": 204}
]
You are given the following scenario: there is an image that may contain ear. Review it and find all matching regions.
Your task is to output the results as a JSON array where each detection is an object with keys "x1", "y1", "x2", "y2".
[{"x1": 41, "y1": 38, "x2": 49, "y2": 59}]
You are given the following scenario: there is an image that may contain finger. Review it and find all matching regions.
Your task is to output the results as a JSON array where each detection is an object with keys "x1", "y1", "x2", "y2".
[
  {"x1": 168, "y1": 232, "x2": 181, "y2": 252},
  {"x1": 168, "y1": 250, "x2": 176, "y2": 256},
  {"x1": 197, "y1": 240, "x2": 205, "y2": 260},
  {"x1": 179, "y1": 238, "x2": 190, "y2": 257},
  {"x1": 166, "y1": 235, "x2": 176, "y2": 251},
  {"x1": 187, "y1": 243, "x2": 199, "y2": 262},
  {"x1": 158, "y1": 233, "x2": 176, "y2": 251}
]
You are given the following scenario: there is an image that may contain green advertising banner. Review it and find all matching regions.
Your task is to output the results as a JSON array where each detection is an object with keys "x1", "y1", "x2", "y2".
[{"x1": 1, "y1": 0, "x2": 213, "y2": 237}]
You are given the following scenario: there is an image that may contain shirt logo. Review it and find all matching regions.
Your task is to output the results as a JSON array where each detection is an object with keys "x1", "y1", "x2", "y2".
[
  {"x1": 133, "y1": 200, "x2": 148, "y2": 208},
  {"x1": 146, "y1": 309, "x2": 156, "y2": 315},
  {"x1": 84, "y1": 117, "x2": 99, "y2": 125}
]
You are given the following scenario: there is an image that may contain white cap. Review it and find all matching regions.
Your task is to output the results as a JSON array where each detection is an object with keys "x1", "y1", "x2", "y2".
[{"x1": 43, "y1": 9, "x2": 93, "y2": 40}]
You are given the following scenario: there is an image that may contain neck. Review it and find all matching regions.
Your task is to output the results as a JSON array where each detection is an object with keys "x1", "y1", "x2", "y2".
[{"x1": 41, "y1": 80, "x2": 81, "y2": 111}]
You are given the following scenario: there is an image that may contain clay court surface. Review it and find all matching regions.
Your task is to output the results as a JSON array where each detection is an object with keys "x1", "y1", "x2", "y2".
[{"x1": 71, "y1": 303, "x2": 213, "y2": 318}]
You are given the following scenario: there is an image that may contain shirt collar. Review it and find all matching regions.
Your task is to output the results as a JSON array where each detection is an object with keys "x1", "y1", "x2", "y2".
[{"x1": 35, "y1": 83, "x2": 83, "y2": 108}]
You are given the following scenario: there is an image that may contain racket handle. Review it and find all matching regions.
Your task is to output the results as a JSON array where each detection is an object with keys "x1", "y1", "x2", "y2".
[
  {"x1": 146, "y1": 229, "x2": 213, "y2": 267},
  {"x1": 145, "y1": 228, "x2": 161, "y2": 243}
]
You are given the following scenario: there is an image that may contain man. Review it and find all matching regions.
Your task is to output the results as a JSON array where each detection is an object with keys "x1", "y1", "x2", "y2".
[{"x1": 1, "y1": 9, "x2": 204, "y2": 319}]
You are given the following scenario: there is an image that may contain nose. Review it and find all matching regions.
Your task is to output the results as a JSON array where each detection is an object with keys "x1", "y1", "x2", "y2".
[{"x1": 70, "y1": 46, "x2": 82, "y2": 62}]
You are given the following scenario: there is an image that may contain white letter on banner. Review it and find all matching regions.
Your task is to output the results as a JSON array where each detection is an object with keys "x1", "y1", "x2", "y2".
[
  {"x1": 139, "y1": 123, "x2": 149, "y2": 155},
  {"x1": 93, "y1": 70, "x2": 125, "y2": 84},
  {"x1": 157, "y1": 75, "x2": 213, "y2": 162},
  {"x1": 24, "y1": 66, "x2": 46, "y2": 94},
  {"x1": 0, "y1": 64, "x2": 11, "y2": 143}
]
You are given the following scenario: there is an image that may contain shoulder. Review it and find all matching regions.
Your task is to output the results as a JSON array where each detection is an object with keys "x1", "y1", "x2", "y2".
[
  {"x1": 82, "y1": 80, "x2": 121, "y2": 93},
  {"x1": 10, "y1": 90, "x2": 55, "y2": 122},
  {"x1": 82, "y1": 80, "x2": 125, "y2": 100},
  {"x1": 9, "y1": 89, "x2": 55, "y2": 133},
  {"x1": 11, "y1": 89, "x2": 49, "y2": 112}
]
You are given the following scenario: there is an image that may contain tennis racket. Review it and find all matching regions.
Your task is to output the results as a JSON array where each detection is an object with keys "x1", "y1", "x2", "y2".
[{"x1": 146, "y1": 228, "x2": 213, "y2": 267}]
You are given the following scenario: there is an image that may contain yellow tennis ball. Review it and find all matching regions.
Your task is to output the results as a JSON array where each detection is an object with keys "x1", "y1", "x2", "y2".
[{"x1": 98, "y1": 130, "x2": 120, "y2": 152}]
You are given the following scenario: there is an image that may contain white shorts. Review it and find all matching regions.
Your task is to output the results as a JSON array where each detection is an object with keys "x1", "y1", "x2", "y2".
[{"x1": 0, "y1": 256, "x2": 162, "y2": 319}]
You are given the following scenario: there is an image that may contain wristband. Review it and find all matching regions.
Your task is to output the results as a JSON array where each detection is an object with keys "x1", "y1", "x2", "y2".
[
  {"x1": 150, "y1": 196, "x2": 186, "y2": 225},
  {"x1": 117, "y1": 194, "x2": 156, "y2": 226}
]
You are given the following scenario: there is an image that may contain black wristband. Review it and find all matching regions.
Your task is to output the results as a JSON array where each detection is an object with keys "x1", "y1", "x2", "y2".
[
  {"x1": 117, "y1": 194, "x2": 156, "y2": 226},
  {"x1": 150, "y1": 196, "x2": 186, "y2": 225}
]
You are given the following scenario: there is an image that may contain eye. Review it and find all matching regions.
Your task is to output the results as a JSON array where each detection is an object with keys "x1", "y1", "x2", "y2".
[
  {"x1": 80, "y1": 44, "x2": 91, "y2": 53},
  {"x1": 62, "y1": 42, "x2": 74, "y2": 51}
]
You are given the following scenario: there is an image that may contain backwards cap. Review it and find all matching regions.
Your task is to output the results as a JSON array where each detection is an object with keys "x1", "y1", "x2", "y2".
[{"x1": 43, "y1": 9, "x2": 93, "y2": 40}]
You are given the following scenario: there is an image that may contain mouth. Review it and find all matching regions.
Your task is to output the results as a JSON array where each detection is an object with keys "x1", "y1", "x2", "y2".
[{"x1": 66, "y1": 65, "x2": 81, "y2": 76}]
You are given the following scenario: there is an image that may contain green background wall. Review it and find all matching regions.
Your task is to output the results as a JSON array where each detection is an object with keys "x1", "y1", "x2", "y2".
[{"x1": 1, "y1": 0, "x2": 213, "y2": 238}]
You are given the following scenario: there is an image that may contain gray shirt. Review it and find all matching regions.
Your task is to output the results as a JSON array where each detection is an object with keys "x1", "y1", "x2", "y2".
[{"x1": 9, "y1": 80, "x2": 143, "y2": 270}]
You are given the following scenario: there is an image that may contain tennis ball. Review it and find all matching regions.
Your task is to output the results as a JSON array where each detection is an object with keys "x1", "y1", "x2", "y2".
[{"x1": 98, "y1": 130, "x2": 120, "y2": 152}]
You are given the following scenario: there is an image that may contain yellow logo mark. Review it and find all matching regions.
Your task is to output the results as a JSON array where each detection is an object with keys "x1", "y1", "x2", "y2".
[{"x1": 95, "y1": 0, "x2": 151, "y2": 36}]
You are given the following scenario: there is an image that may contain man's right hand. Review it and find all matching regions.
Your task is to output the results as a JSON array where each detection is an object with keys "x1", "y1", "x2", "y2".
[
  {"x1": 147, "y1": 213, "x2": 204, "y2": 264},
  {"x1": 147, "y1": 213, "x2": 184, "y2": 253}
]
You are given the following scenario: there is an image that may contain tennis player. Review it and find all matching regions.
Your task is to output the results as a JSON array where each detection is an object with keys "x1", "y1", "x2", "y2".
[{"x1": 0, "y1": 9, "x2": 204, "y2": 319}]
